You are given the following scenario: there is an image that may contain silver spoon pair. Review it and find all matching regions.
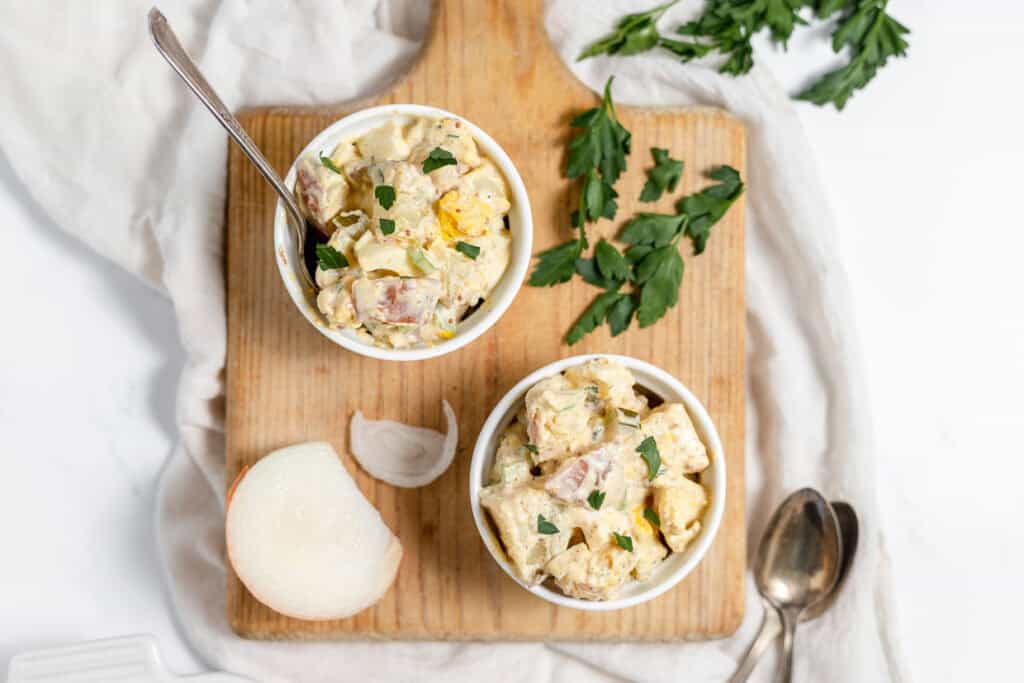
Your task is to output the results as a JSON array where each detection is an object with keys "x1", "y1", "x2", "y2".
[{"x1": 730, "y1": 490, "x2": 859, "y2": 683}]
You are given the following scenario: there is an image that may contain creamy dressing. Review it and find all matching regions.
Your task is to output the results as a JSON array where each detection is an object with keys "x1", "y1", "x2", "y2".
[
  {"x1": 296, "y1": 116, "x2": 513, "y2": 349},
  {"x1": 480, "y1": 359, "x2": 711, "y2": 601}
]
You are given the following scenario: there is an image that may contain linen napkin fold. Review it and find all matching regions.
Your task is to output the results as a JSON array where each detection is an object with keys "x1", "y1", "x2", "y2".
[{"x1": 0, "y1": 1, "x2": 908, "y2": 681}]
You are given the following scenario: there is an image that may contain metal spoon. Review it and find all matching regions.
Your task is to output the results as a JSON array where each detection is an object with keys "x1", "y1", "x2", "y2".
[
  {"x1": 744, "y1": 488, "x2": 842, "y2": 683},
  {"x1": 147, "y1": 7, "x2": 319, "y2": 291},
  {"x1": 729, "y1": 501, "x2": 859, "y2": 683}
]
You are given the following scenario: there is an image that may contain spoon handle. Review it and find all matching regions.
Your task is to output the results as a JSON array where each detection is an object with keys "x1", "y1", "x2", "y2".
[
  {"x1": 146, "y1": 8, "x2": 303, "y2": 226},
  {"x1": 728, "y1": 600, "x2": 782, "y2": 683},
  {"x1": 777, "y1": 608, "x2": 800, "y2": 683}
]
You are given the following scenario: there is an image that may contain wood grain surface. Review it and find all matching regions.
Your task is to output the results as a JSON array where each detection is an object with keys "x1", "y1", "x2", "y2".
[{"x1": 225, "y1": 0, "x2": 746, "y2": 640}]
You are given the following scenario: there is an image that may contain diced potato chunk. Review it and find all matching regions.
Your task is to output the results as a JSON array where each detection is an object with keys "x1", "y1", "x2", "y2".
[
  {"x1": 524, "y1": 375, "x2": 596, "y2": 462},
  {"x1": 655, "y1": 478, "x2": 707, "y2": 553},
  {"x1": 641, "y1": 404, "x2": 710, "y2": 487},
  {"x1": 564, "y1": 358, "x2": 646, "y2": 412},
  {"x1": 356, "y1": 119, "x2": 412, "y2": 161},
  {"x1": 545, "y1": 542, "x2": 638, "y2": 601},
  {"x1": 353, "y1": 232, "x2": 416, "y2": 276},
  {"x1": 545, "y1": 443, "x2": 626, "y2": 506},
  {"x1": 479, "y1": 486, "x2": 569, "y2": 583},
  {"x1": 295, "y1": 156, "x2": 348, "y2": 230},
  {"x1": 491, "y1": 422, "x2": 531, "y2": 486},
  {"x1": 351, "y1": 277, "x2": 441, "y2": 327}
]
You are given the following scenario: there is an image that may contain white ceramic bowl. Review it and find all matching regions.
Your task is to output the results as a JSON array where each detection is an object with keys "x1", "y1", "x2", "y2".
[
  {"x1": 469, "y1": 354, "x2": 726, "y2": 611},
  {"x1": 274, "y1": 104, "x2": 533, "y2": 361}
]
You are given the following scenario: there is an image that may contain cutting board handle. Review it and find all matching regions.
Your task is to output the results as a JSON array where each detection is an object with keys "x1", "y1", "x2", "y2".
[{"x1": 395, "y1": 0, "x2": 586, "y2": 108}]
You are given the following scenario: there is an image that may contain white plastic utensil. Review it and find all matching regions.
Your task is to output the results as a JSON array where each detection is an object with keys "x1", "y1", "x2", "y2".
[{"x1": 7, "y1": 635, "x2": 251, "y2": 683}]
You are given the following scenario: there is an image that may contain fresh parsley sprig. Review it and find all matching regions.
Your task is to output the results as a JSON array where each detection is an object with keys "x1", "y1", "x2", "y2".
[
  {"x1": 529, "y1": 77, "x2": 631, "y2": 286},
  {"x1": 796, "y1": 1, "x2": 910, "y2": 109},
  {"x1": 564, "y1": 164, "x2": 743, "y2": 344},
  {"x1": 580, "y1": 0, "x2": 910, "y2": 110}
]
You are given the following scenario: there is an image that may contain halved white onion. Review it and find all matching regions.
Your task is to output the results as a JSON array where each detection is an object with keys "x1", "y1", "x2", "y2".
[
  {"x1": 349, "y1": 400, "x2": 457, "y2": 488},
  {"x1": 225, "y1": 442, "x2": 402, "y2": 621}
]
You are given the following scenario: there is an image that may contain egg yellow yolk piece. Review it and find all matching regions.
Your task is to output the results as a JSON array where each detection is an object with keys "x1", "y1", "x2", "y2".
[{"x1": 437, "y1": 190, "x2": 493, "y2": 241}]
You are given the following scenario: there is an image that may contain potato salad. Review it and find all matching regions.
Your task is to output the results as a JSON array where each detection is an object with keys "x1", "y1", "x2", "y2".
[
  {"x1": 479, "y1": 359, "x2": 710, "y2": 601},
  {"x1": 295, "y1": 116, "x2": 512, "y2": 349}
]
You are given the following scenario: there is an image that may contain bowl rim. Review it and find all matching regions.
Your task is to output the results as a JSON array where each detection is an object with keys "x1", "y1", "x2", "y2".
[
  {"x1": 273, "y1": 103, "x2": 534, "y2": 362},
  {"x1": 468, "y1": 353, "x2": 727, "y2": 611}
]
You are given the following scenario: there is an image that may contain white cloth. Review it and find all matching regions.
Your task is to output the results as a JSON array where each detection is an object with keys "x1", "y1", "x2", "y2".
[{"x1": 0, "y1": 1, "x2": 908, "y2": 682}]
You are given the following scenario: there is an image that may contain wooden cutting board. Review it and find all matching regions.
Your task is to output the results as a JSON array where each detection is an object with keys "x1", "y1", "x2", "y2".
[{"x1": 225, "y1": 0, "x2": 746, "y2": 640}]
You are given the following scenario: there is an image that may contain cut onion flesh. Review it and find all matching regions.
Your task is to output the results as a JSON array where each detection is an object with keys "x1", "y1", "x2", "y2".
[
  {"x1": 225, "y1": 442, "x2": 402, "y2": 621},
  {"x1": 349, "y1": 400, "x2": 458, "y2": 488}
]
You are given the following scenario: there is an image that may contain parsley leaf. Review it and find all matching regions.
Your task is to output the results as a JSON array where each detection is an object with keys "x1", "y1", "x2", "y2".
[
  {"x1": 637, "y1": 436, "x2": 662, "y2": 480},
  {"x1": 529, "y1": 239, "x2": 582, "y2": 287},
  {"x1": 643, "y1": 506, "x2": 661, "y2": 528},
  {"x1": 576, "y1": 168, "x2": 620, "y2": 226},
  {"x1": 587, "y1": 489, "x2": 606, "y2": 510},
  {"x1": 578, "y1": 0, "x2": 680, "y2": 60},
  {"x1": 613, "y1": 532, "x2": 634, "y2": 552},
  {"x1": 379, "y1": 218, "x2": 396, "y2": 236},
  {"x1": 576, "y1": 257, "x2": 623, "y2": 290},
  {"x1": 620, "y1": 212, "x2": 687, "y2": 247},
  {"x1": 422, "y1": 147, "x2": 457, "y2": 173},
  {"x1": 676, "y1": 165, "x2": 743, "y2": 255},
  {"x1": 319, "y1": 152, "x2": 342, "y2": 175},
  {"x1": 797, "y1": 2, "x2": 911, "y2": 110},
  {"x1": 566, "y1": 77, "x2": 631, "y2": 186},
  {"x1": 537, "y1": 514, "x2": 559, "y2": 535},
  {"x1": 595, "y1": 239, "x2": 632, "y2": 283},
  {"x1": 636, "y1": 246, "x2": 684, "y2": 327},
  {"x1": 639, "y1": 147, "x2": 684, "y2": 202},
  {"x1": 455, "y1": 241, "x2": 481, "y2": 260},
  {"x1": 524, "y1": 443, "x2": 539, "y2": 454},
  {"x1": 374, "y1": 184, "x2": 396, "y2": 210},
  {"x1": 566, "y1": 290, "x2": 622, "y2": 345},
  {"x1": 315, "y1": 244, "x2": 348, "y2": 271},
  {"x1": 606, "y1": 293, "x2": 638, "y2": 336}
]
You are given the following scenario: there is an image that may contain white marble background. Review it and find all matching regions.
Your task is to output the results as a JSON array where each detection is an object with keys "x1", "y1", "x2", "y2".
[{"x1": 2, "y1": 2, "x2": 1021, "y2": 681}]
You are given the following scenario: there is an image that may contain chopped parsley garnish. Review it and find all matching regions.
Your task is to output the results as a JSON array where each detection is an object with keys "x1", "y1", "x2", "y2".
[
  {"x1": 374, "y1": 184, "x2": 396, "y2": 210},
  {"x1": 379, "y1": 218, "x2": 396, "y2": 235},
  {"x1": 637, "y1": 436, "x2": 662, "y2": 480},
  {"x1": 643, "y1": 506, "x2": 661, "y2": 528},
  {"x1": 613, "y1": 532, "x2": 634, "y2": 552},
  {"x1": 523, "y1": 443, "x2": 539, "y2": 455},
  {"x1": 537, "y1": 514, "x2": 559, "y2": 535},
  {"x1": 455, "y1": 241, "x2": 481, "y2": 260},
  {"x1": 587, "y1": 489, "x2": 606, "y2": 510},
  {"x1": 315, "y1": 244, "x2": 348, "y2": 271},
  {"x1": 640, "y1": 147, "x2": 684, "y2": 202},
  {"x1": 318, "y1": 152, "x2": 342, "y2": 175},
  {"x1": 422, "y1": 147, "x2": 457, "y2": 173}
]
